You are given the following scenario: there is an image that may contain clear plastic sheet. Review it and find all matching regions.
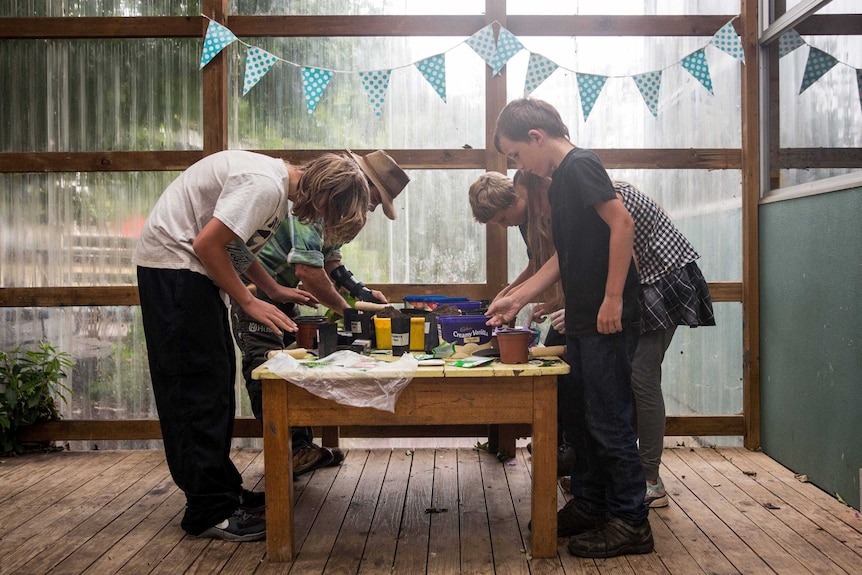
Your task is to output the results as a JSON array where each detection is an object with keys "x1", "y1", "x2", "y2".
[{"x1": 262, "y1": 350, "x2": 419, "y2": 412}]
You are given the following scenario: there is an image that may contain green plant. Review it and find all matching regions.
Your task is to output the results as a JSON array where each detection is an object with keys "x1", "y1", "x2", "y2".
[{"x1": 0, "y1": 342, "x2": 73, "y2": 455}]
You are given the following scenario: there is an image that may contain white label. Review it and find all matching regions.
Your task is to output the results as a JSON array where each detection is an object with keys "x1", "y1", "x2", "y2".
[{"x1": 392, "y1": 333, "x2": 409, "y2": 346}]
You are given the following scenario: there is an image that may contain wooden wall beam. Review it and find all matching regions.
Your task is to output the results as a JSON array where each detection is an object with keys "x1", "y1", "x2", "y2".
[
  {"x1": 17, "y1": 415, "x2": 745, "y2": 442},
  {"x1": 3, "y1": 14, "x2": 855, "y2": 41},
  {"x1": 0, "y1": 149, "x2": 744, "y2": 174}
]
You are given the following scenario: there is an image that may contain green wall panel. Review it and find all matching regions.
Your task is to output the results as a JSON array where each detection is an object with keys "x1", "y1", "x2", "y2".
[{"x1": 759, "y1": 185, "x2": 861, "y2": 510}]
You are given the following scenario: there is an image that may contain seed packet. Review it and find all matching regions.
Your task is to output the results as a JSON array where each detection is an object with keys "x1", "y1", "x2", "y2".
[
  {"x1": 450, "y1": 355, "x2": 494, "y2": 368},
  {"x1": 431, "y1": 341, "x2": 456, "y2": 358}
]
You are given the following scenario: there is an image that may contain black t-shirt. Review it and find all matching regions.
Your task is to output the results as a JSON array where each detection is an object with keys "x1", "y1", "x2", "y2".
[{"x1": 548, "y1": 148, "x2": 641, "y2": 336}]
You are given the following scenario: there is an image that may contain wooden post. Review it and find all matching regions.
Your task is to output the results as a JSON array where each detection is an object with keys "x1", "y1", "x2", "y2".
[
  {"x1": 484, "y1": 0, "x2": 510, "y2": 299},
  {"x1": 201, "y1": 0, "x2": 228, "y2": 155},
  {"x1": 740, "y1": 0, "x2": 762, "y2": 449}
]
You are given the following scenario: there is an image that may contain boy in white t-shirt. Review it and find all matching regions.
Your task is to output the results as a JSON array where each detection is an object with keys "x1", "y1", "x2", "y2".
[{"x1": 133, "y1": 150, "x2": 369, "y2": 542}]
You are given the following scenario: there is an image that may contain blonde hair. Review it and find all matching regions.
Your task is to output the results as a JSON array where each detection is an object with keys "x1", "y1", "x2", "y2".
[
  {"x1": 468, "y1": 172, "x2": 516, "y2": 223},
  {"x1": 292, "y1": 153, "x2": 369, "y2": 244}
]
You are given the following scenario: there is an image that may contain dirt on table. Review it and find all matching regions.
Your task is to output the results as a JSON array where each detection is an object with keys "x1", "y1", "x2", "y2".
[{"x1": 373, "y1": 306, "x2": 404, "y2": 318}]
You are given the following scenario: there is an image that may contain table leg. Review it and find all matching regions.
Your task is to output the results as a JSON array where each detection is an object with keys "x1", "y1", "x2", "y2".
[
  {"x1": 530, "y1": 375, "x2": 558, "y2": 558},
  {"x1": 262, "y1": 379, "x2": 294, "y2": 562},
  {"x1": 320, "y1": 425, "x2": 340, "y2": 448}
]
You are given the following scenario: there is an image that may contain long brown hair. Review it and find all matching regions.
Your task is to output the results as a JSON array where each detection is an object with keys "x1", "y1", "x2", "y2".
[
  {"x1": 292, "y1": 153, "x2": 369, "y2": 245},
  {"x1": 514, "y1": 170, "x2": 564, "y2": 309}
]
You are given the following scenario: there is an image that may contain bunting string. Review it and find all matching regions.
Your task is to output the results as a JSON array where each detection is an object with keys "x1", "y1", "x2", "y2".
[{"x1": 199, "y1": 15, "x2": 861, "y2": 119}]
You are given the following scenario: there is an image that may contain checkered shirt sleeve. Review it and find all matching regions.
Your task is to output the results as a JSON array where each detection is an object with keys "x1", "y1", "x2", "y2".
[{"x1": 615, "y1": 181, "x2": 700, "y2": 285}]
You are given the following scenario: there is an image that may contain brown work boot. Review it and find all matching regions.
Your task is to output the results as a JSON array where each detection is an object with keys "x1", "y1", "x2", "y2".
[{"x1": 292, "y1": 445, "x2": 325, "y2": 477}]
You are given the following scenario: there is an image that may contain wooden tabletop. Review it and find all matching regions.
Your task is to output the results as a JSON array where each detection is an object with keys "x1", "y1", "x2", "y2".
[{"x1": 253, "y1": 352, "x2": 569, "y2": 380}]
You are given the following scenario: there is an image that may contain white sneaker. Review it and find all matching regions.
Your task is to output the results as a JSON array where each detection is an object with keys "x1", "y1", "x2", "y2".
[{"x1": 645, "y1": 476, "x2": 668, "y2": 508}]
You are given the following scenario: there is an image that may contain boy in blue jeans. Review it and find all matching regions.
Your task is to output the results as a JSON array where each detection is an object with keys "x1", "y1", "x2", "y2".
[{"x1": 486, "y1": 98, "x2": 653, "y2": 558}]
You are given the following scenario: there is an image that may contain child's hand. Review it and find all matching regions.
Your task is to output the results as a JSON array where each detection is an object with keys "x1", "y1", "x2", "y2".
[
  {"x1": 596, "y1": 296, "x2": 623, "y2": 334},
  {"x1": 272, "y1": 286, "x2": 319, "y2": 308},
  {"x1": 549, "y1": 308, "x2": 565, "y2": 333},
  {"x1": 244, "y1": 298, "x2": 298, "y2": 335},
  {"x1": 485, "y1": 296, "x2": 520, "y2": 327}
]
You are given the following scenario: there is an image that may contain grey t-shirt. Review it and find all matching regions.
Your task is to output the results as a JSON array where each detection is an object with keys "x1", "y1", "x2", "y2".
[{"x1": 132, "y1": 150, "x2": 290, "y2": 278}]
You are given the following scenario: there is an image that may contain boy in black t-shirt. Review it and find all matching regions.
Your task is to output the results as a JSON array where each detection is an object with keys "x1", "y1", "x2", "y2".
[{"x1": 486, "y1": 98, "x2": 653, "y2": 558}]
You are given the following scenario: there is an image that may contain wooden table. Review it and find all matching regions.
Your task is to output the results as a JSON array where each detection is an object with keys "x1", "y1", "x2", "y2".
[{"x1": 253, "y1": 357, "x2": 568, "y2": 562}]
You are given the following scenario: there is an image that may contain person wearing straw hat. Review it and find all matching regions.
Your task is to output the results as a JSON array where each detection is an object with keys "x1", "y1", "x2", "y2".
[{"x1": 231, "y1": 149, "x2": 410, "y2": 477}]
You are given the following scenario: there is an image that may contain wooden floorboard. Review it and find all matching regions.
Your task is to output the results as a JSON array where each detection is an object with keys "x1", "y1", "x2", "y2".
[{"x1": 1, "y1": 446, "x2": 860, "y2": 575}]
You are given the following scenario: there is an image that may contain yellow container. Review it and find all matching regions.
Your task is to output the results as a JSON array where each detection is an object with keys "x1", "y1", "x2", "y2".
[
  {"x1": 410, "y1": 317, "x2": 425, "y2": 351},
  {"x1": 373, "y1": 316, "x2": 391, "y2": 349}
]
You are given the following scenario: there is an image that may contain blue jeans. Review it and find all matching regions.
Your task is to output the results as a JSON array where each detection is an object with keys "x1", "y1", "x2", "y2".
[{"x1": 565, "y1": 324, "x2": 647, "y2": 524}]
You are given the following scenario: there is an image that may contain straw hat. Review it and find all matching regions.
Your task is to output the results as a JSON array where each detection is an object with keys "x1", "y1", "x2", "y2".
[{"x1": 348, "y1": 149, "x2": 410, "y2": 220}]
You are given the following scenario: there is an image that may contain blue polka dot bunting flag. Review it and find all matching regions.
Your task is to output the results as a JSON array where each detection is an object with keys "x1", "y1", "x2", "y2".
[
  {"x1": 799, "y1": 47, "x2": 838, "y2": 94},
  {"x1": 415, "y1": 54, "x2": 447, "y2": 103},
  {"x1": 633, "y1": 71, "x2": 662, "y2": 118},
  {"x1": 491, "y1": 27, "x2": 524, "y2": 76},
  {"x1": 778, "y1": 29, "x2": 805, "y2": 58},
  {"x1": 242, "y1": 47, "x2": 278, "y2": 95},
  {"x1": 524, "y1": 52, "x2": 558, "y2": 97},
  {"x1": 576, "y1": 73, "x2": 607, "y2": 121},
  {"x1": 359, "y1": 69, "x2": 392, "y2": 117},
  {"x1": 302, "y1": 67, "x2": 333, "y2": 115},
  {"x1": 681, "y1": 49, "x2": 714, "y2": 95},
  {"x1": 465, "y1": 24, "x2": 498, "y2": 70},
  {"x1": 199, "y1": 20, "x2": 237, "y2": 69},
  {"x1": 711, "y1": 21, "x2": 744, "y2": 63}
]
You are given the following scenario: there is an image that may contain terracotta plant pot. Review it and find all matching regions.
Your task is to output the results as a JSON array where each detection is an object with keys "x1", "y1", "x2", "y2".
[
  {"x1": 295, "y1": 316, "x2": 325, "y2": 349},
  {"x1": 496, "y1": 328, "x2": 531, "y2": 364}
]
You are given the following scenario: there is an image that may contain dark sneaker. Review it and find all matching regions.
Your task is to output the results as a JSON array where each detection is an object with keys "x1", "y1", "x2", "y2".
[
  {"x1": 557, "y1": 498, "x2": 608, "y2": 537},
  {"x1": 194, "y1": 509, "x2": 266, "y2": 542},
  {"x1": 239, "y1": 489, "x2": 265, "y2": 513},
  {"x1": 567, "y1": 517, "x2": 654, "y2": 558},
  {"x1": 557, "y1": 443, "x2": 576, "y2": 476}
]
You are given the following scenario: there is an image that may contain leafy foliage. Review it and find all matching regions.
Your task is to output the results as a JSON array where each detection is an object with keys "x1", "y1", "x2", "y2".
[{"x1": 0, "y1": 342, "x2": 73, "y2": 455}]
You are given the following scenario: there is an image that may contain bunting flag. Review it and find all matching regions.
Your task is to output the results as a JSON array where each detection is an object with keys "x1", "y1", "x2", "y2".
[
  {"x1": 242, "y1": 47, "x2": 278, "y2": 94},
  {"x1": 681, "y1": 48, "x2": 714, "y2": 95},
  {"x1": 415, "y1": 54, "x2": 447, "y2": 103},
  {"x1": 524, "y1": 52, "x2": 559, "y2": 97},
  {"x1": 711, "y1": 21, "x2": 744, "y2": 62},
  {"x1": 799, "y1": 47, "x2": 839, "y2": 94},
  {"x1": 199, "y1": 16, "x2": 855, "y2": 120},
  {"x1": 491, "y1": 27, "x2": 524, "y2": 76},
  {"x1": 778, "y1": 29, "x2": 805, "y2": 58},
  {"x1": 302, "y1": 67, "x2": 333, "y2": 115},
  {"x1": 358, "y1": 69, "x2": 392, "y2": 117},
  {"x1": 633, "y1": 71, "x2": 662, "y2": 117},
  {"x1": 465, "y1": 24, "x2": 498, "y2": 69},
  {"x1": 199, "y1": 20, "x2": 237, "y2": 69},
  {"x1": 576, "y1": 73, "x2": 607, "y2": 121}
]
